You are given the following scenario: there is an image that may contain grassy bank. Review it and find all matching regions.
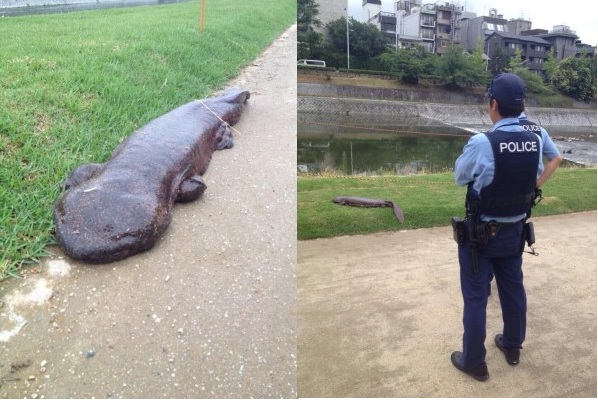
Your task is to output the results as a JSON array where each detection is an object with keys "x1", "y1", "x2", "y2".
[
  {"x1": 0, "y1": 0, "x2": 296, "y2": 280},
  {"x1": 298, "y1": 168, "x2": 597, "y2": 240},
  {"x1": 297, "y1": 70, "x2": 591, "y2": 109}
]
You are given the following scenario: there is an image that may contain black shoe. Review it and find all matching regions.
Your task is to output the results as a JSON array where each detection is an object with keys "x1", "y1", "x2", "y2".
[
  {"x1": 494, "y1": 334, "x2": 520, "y2": 365},
  {"x1": 450, "y1": 351, "x2": 489, "y2": 382}
]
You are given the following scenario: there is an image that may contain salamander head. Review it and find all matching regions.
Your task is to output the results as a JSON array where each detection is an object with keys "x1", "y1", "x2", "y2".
[{"x1": 54, "y1": 185, "x2": 170, "y2": 263}]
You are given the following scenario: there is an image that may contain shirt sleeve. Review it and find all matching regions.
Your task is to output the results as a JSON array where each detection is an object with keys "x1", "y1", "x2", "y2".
[
  {"x1": 454, "y1": 133, "x2": 494, "y2": 190},
  {"x1": 540, "y1": 128, "x2": 562, "y2": 160}
]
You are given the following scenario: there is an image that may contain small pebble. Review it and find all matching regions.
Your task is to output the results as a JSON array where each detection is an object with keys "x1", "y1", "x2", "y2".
[{"x1": 86, "y1": 350, "x2": 95, "y2": 358}]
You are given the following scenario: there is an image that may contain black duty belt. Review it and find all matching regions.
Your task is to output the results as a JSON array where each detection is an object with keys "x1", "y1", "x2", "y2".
[{"x1": 476, "y1": 220, "x2": 521, "y2": 241}]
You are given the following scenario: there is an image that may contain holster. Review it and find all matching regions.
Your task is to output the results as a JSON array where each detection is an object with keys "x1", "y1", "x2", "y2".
[{"x1": 451, "y1": 216, "x2": 466, "y2": 246}]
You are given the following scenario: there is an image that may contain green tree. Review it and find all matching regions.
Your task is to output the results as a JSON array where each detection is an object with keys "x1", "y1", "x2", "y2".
[
  {"x1": 297, "y1": 0, "x2": 325, "y2": 60},
  {"x1": 326, "y1": 17, "x2": 388, "y2": 67},
  {"x1": 511, "y1": 66, "x2": 552, "y2": 95},
  {"x1": 436, "y1": 45, "x2": 488, "y2": 88},
  {"x1": 488, "y1": 47, "x2": 510, "y2": 75},
  {"x1": 542, "y1": 49, "x2": 558, "y2": 82},
  {"x1": 377, "y1": 45, "x2": 436, "y2": 84},
  {"x1": 507, "y1": 48, "x2": 526, "y2": 71},
  {"x1": 550, "y1": 57, "x2": 597, "y2": 102},
  {"x1": 503, "y1": 48, "x2": 551, "y2": 95}
]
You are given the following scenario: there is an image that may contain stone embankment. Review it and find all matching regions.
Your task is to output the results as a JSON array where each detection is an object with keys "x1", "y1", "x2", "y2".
[{"x1": 298, "y1": 82, "x2": 597, "y2": 131}]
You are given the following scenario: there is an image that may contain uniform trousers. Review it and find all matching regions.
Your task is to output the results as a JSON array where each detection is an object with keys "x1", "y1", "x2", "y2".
[{"x1": 457, "y1": 220, "x2": 527, "y2": 369}]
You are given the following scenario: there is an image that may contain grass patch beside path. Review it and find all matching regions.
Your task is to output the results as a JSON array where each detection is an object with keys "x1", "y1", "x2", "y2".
[
  {"x1": 298, "y1": 168, "x2": 597, "y2": 240},
  {"x1": 0, "y1": 0, "x2": 296, "y2": 280}
]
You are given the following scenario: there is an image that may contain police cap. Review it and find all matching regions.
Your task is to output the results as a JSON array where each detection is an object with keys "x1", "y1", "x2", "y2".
[{"x1": 488, "y1": 73, "x2": 526, "y2": 105}]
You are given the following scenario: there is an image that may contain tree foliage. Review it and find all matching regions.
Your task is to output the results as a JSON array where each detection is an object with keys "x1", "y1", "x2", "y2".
[
  {"x1": 488, "y1": 47, "x2": 510, "y2": 75},
  {"x1": 550, "y1": 57, "x2": 597, "y2": 102},
  {"x1": 297, "y1": 0, "x2": 324, "y2": 60},
  {"x1": 377, "y1": 45, "x2": 436, "y2": 84},
  {"x1": 542, "y1": 49, "x2": 558, "y2": 82},
  {"x1": 307, "y1": 17, "x2": 596, "y2": 102},
  {"x1": 436, "y1": 45, "x2": 489, "y2": 88},
  {"x1": 326, "y1": 17, "x2": 388, "y2": 67}
]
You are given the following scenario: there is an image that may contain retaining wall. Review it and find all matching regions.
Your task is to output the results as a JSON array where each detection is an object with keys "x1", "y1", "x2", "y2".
[{"x1": 298, "y1": 83, "x2": 597, "y2": 129}]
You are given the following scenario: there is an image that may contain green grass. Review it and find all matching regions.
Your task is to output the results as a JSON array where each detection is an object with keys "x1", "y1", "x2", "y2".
[
  {"x1": 298, "y1": 168, "x2": 597, "y2": 240},
  {"x1": 0, "y1": 0, "x2": 296, "y2": 280}
]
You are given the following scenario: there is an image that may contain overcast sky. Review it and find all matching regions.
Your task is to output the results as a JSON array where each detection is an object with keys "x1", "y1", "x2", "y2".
[{"x1": 347, "y1": 0, "x2": 597, "y2": 46}]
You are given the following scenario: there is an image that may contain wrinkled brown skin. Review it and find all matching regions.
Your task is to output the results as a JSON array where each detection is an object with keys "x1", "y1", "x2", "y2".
[
  {"x1": 332, "y1": 196, "x2": 405, "y2": 223},
  {"x1": 54, "y1": 89, "x2": 250, "y2": 263}
]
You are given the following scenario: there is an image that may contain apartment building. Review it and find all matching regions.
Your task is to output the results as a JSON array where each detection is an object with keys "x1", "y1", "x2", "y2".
[
  {"x1": 362, "y1": 1, "x2": 595, "y2": 74},
  {"x1": 486, "y1": 32, "x2": 552, "y2": 75},
  {"x1": 364, "y1": 0, "x2": 462, "y2": 54}
]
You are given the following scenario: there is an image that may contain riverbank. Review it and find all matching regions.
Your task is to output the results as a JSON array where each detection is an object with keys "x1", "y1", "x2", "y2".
[
  {"x1": 298, "y1": 71, "x2": 597, "y2": 167},
  {"x1": 298, "y1": 69, "x2": 596, "y2": 110},
  {"x1": 297, "y1": 168, "x2": 597, "y2": 240}
]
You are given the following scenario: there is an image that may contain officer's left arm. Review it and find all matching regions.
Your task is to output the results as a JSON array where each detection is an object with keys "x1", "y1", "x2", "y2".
[
  {"x1": 537, "y1": 154, "x2": 563, "y2": 187},
  {"x1": 536, "y1": 128, "x2": 563, "y2": 188}
]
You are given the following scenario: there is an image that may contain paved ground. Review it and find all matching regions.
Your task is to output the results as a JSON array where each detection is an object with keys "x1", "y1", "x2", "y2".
[
  {"x1": 298, "y1": 211, "x2": 597, "y2": 398},
  {"x1": 0, "y1": 24, "x2": 297, "y2": 399}
]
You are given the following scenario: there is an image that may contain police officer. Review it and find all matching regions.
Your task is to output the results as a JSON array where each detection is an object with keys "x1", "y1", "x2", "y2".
[{"x1": 450, "y1": 73, "x2": 562, "y2": 381}]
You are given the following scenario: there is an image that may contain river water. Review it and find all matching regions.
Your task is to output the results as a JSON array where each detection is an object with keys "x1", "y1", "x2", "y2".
[{"x1": 297, "y1": 113, "x2": 597, "y2": 175}]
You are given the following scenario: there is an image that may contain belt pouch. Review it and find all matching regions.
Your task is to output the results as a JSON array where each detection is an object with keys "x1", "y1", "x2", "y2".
[{"x1": 525, "y1": 221, "x2": 535, "y2": 246}]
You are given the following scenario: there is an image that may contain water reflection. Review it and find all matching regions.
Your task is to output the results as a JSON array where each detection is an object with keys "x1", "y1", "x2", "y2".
[{"x1": 297, "y1": 114, "x2": 472, "y2": 176}]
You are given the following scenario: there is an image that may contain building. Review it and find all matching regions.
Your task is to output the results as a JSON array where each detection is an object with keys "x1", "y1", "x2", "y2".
[
  {"x1": 361, "y1": 0, "x2": 595, "y2": 75},
  {"x1": 537, "y1": 25, "x2": 579, "y2": 60},
  {"x1": 459, "y1": 8, "x2": 508, "y2": 52},
  {"x1": 434, "y1": 2, "x2": 462, "y2": 55},
  {"x1": 314, "y1": 0, "x2": 347, "y2": 35},
  {"x1": 486, "y1": 32, "x2": 552, "y2": 76},
  {"x1": 364, "y1": 0, "x2": 462, "y2": 54},
  {"x1": 362, "y1": 0, "x2": 382, "y2": 23},
  {"x1": 575, "y1": 42, "x2": 596, "y2": 58}
]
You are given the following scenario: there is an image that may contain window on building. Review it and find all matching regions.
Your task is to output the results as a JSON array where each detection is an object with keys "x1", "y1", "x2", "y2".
[
  {"x1": 421, "y1": 27, "x2": 435, "y2": 39},
  {"x1": 421, "y1": 15, "x2": 434, "y2": 26},
  {"x1": 381, "y1": 22, "x2": 396, "y2": 32}
]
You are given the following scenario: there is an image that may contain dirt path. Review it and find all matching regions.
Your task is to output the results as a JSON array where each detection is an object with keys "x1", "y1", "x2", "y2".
[
  {"x1": 0, "y1": 24, "x2": 297, "y2": 399},
  {"x1": 298, "y1": 211, "x2": 596, "y2": 397}
]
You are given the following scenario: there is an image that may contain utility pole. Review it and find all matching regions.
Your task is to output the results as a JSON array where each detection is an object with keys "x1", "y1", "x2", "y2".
[{"x1": 345, "y1": 5, "x2": 350, "y2": 70}]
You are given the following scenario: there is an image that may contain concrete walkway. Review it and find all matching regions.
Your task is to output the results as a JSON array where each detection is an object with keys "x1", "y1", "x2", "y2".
[{"x1": 298, "y1": 211, "x2": 597, "y2": 398}]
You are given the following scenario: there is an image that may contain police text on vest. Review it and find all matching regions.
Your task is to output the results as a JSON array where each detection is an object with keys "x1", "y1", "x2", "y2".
[{"x1": 499, "y1": 141, "x2": 538, "y2": 153}]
